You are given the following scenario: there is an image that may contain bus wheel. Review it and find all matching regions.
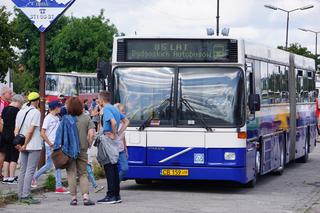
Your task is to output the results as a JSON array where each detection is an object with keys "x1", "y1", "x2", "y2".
[
  {"x1": 245, "y1": 150, "x2": 260, "y2": 188},
  {"x1": 273, "y1": 141, "x2": 285, "y2": 176},
  {"x1": 135, "y1": 179, "x2": 153, "y2": 184},
  {"x1": 297, "y1": 133, "x2": 309, "y2": 163}
]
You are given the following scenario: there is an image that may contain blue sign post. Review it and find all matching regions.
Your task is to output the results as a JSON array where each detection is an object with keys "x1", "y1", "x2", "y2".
[{"x1": 11, "y1": 0, "x2": 76, "y2": 123}]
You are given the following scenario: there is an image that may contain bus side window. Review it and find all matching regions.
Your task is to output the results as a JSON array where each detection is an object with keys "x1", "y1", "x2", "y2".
[
  {"x1": 296, "y1": 69, "x2": 303, "y2": 102},
  {"x1": 280, "y1": 66, "x2": 289, "y2": 103},
  {"x1": 268, "y1": 63, "x2": 279, "y2": 104},
  {"x1": 307, "y1": 71, "x2": 315, "y2": 102},
  {"x1": 274, "y1": 65, "x2": 281, "y2": 104},
  {"x1": 302, "y1": 70, "x2": 309, "y2": 102},
  {"x1": 260, "y1": 62, "x2": 268, "y2": 104},
  {"x1": 254, "y1": 60, "x2": 261, "y2": 96}
]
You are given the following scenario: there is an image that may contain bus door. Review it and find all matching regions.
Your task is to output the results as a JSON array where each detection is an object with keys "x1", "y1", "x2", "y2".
[{"x1": 245, "y1": 61, "x2": 259, "y2": 177}]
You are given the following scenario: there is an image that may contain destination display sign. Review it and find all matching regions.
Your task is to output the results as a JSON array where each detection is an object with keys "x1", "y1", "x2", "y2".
[{"x1": 118, "y1": 39, "x2": 238, "y2": 62}]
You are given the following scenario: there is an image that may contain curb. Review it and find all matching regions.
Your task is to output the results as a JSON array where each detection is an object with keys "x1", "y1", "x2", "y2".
[
  {"x1": 0, "y1": 185, "x2": 47, "y2": 207},
  {"x1": 0, "y1": 177, "x2": 69, "y2": 207}
]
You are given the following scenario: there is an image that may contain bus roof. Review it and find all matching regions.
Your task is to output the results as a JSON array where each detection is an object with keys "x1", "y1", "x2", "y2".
[{"x1": 244, "y1": 41, "x2": 315, "y2": 71}]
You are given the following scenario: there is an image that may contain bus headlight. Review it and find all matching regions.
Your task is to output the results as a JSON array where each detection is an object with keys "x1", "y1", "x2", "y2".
[{"x1": 224, "y1": 152, "x2": 236, "y2": 160}]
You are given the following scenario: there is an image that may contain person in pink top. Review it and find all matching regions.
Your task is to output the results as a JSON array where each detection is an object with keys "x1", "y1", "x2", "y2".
[
  {"x1": 114, "y1": 103, "x2": 129, "y2": 181},
  {"x1": 0, "y1": 87, "x2": 13, "y2": 116},
  {"x1": 0, "y1": 86, "x2": 12, "y2": 180}
]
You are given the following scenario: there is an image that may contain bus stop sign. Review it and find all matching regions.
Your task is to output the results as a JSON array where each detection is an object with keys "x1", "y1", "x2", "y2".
[{"x1": 11, "y1": 0, "x2": 76, "y2": 32}]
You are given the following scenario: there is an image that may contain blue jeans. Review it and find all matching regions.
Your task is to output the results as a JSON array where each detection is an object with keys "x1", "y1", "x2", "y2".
[
  {"x1": 86, "y1": 164, "x2": 97, "y2": 188},
  {"x1": 33, "y1": 146, "x2": 62, "y2": 188},
  {"x1": 118, "y1": 151, "x2": 129, "y2": 181}
]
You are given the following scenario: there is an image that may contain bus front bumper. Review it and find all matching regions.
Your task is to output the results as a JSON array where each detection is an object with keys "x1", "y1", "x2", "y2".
[{"x1": 126, "y1": 165, "x2": 248, "y2": 184}]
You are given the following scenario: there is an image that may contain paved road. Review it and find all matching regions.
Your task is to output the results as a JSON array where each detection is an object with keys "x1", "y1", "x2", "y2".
[{"x1": 2, "y1": 147, "x2": 320, "y2": 213}]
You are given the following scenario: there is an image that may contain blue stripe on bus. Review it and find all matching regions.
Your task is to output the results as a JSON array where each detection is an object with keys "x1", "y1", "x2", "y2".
[{"x1": 127, "y1": 147, "x2": 246, "y2": 167}]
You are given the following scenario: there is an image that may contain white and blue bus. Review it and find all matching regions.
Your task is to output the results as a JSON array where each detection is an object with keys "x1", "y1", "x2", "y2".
[{"x1": 110, "y1": 37, "x2": 317, "y2": 187}]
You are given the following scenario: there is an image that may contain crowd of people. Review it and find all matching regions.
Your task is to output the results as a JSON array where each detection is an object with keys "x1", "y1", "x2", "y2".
[{"x1": 0, "y1": 87, "x2": 130, "y2": 206}]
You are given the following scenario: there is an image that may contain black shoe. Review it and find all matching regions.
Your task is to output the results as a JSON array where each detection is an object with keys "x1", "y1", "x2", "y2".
[
  {"x1": 115, "y1": 195, "x2": 122, "y2": 203},
  {"x1": 2, "y1": 179, "x2": 9, "y2": 184},
  {"x1": 97, "y1": 196, "x2": 117, "y2": 204},
  {"x1": 7, "y1": 179, "x2": 18, "y2": 185}
]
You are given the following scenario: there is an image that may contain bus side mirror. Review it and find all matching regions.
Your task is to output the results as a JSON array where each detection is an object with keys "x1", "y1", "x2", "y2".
[
  {"x1": 97, "y1": 60, "x2": 112, "y2": 91},
  {"x1": 96, "y1": 61, "x2": 111, "y2": 79},
  {"x1": 249, "y1": 94, "x2": 261, "y2": 112}
]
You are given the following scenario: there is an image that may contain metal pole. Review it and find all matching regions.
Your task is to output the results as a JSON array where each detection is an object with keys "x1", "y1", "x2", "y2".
[
  {"x1": 285, "y1": 11, "x2": 290, "y2": 50},
  {"x1": 216, "y1": 0, "x2": 220, "y2": 36},
  {"x1": 316, "y1": 33, "x2": 318, "y2": 70},
  {"x1": 38, "y1": 32, "x2": 46, "y2": 168},
  {"x1": 39, "y1": 32, "x2": 46, "y2": 124}
]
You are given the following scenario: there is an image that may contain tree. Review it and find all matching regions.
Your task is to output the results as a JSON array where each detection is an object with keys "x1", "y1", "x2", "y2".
[
  {"x1": 50, "y1": 10, "x2": 118, "y2": 72},
  {"x1": 11, "y1": 8, "x2": 120, "y2": 91},
  {"x1": 12, "y1": 8, "x2": 71, "y2": 75},
  {"x1": 12, "y1": 69, "x2": 37, "y2": 94},
  {"x1": 0, "y1": 6, "x2": 16, "y2": 82}
]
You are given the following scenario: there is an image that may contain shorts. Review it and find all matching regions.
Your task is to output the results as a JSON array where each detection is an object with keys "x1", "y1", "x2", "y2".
[
  {"x1": 1, "y1": 136, "x2": 19, "y2": 163},
  {"x1": 0, "y1": 135, "x2": 6, "y2": 153}
]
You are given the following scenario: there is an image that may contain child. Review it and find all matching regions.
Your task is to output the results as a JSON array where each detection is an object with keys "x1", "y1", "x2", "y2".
[
  {"x1": 115, "y1": 103, "x2": 129, "y2": 181},
  {"x1": 87, "y1": 146, "x2": 104, "y2": 193},
  {"x1": 31, "y1": 100, "x2": 69, "y2": 194}
]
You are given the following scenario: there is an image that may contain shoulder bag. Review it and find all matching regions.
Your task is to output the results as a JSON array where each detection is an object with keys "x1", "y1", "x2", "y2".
[
  {"x1": 51, "y1": 122, "x2": 71, "y2": 169},
  {"x1": 12, "y1": 108, "x2": 34, "y2": 146}
]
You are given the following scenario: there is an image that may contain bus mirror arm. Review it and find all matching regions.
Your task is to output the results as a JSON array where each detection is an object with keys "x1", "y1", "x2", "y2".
[{"x1": 249, "y1": 94, "x2": 261, "y2": 112}]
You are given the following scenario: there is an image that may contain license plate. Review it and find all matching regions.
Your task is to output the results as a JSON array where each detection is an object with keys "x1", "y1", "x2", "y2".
[{"x1": 160, "y1": 169, "x2": 189, "y2": 176}]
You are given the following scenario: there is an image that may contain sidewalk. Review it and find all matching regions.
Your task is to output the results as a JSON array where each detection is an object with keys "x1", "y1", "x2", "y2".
[{"x1": 0, "y1": 168, "x2": 68, "y2": 206}]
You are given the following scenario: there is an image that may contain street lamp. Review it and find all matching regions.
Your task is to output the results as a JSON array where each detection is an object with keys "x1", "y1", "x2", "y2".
[
  {"x1": 264, "y1": 4, "x2": 314, "y2": 50},
  {"x1": 299, "y1": 28, "x2": 320, "y2": 69},
  {"x1": 216, "y1": 0, "x2": 220, "y2": 36}
]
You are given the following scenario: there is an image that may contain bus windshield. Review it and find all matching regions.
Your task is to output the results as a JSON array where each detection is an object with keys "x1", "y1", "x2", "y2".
[
  {"x1": 114, "y1": 67, "x2": 175, "y2": 125},
  {"x1": 46, "y1": 74, "x2": 78, "y2": 96},
  {"x1": 114, "y1": 67, "x2": 244, "y2": 127},
  {"x1": 178, "y1": 67, "x2": 244, "y2": 127}
]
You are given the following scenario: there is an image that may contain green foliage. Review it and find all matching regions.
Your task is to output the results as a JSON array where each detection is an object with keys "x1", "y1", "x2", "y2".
[
  {"x1": 12, "y1": 8, "x2": 71, "y2": 74},
  {"x1": 278, "y1": 43, "x2": 314, "y2": 58},
  {"x1": 93, "y1": 162, "x2": 105, "y2": 179},
  {"x1": 44, "y1": 174, "x2": 56, "y2": 192},
  {"x1": 12, "y1": 69, "x2": 37, "y2": 94},
  {"x1": 50, "y1": 9, "x2": 118, "y2": 72},
  {"x1": 278, "y1": 43, "x2": 319, "y2": 69},
  {"x1": 11, "y1": 8, "x2": 120, "y2": 90},
  {"x1": 0, "y1": 6, "x2": 16, "y2": 82}
]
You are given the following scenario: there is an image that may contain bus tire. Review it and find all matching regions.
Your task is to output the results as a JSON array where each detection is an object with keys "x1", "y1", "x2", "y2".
[
  {"x1": 297, "y1": 131, "x2": 309, "y2": 163},
  {"x1": 273, "y1": 140, "x2": 285, "y2": 176},
  {"x1": 245, "y1": 150, "x2": 260, "y2": 188},
  {"x1": 135, "y1": 179, "x2": 153, "y2": 184},
  {"x1": 245, "y1": 177, "x2": 256, "y2": 188}
]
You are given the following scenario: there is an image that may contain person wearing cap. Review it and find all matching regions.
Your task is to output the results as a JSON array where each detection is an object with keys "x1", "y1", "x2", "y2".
[
  {"x1": 31, "y1": 100, "x2": 69, "y2": 194},
  {"x1": 15, "y1": 92, "x2": 42, "y2": 204}
]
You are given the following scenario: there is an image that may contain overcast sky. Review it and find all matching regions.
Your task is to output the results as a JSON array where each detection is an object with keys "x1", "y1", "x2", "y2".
[{"x1": 2, "y1": 0, "x2": 320, "y2": 53}]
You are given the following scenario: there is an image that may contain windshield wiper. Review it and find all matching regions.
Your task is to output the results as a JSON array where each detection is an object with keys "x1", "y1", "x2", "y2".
[
  {"x1": 179, "y1": 78, "x2": 213, "y2": 132},
  {"x1": 180, "y1": 98, "x2": 213, "y2": 132},
  {"x1": 139, "y1": 78, "x2": 174, "y2": 131}
]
